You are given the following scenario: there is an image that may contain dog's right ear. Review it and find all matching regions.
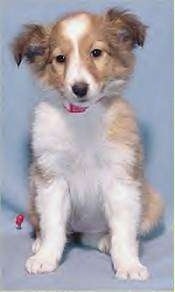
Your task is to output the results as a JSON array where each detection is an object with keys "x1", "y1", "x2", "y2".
[{"x1": 12, "y1": 24, "x2": 50, "y2": 66}]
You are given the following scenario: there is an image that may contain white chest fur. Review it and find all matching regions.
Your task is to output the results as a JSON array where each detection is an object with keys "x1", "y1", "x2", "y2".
[{"x1": 32, "y1": 101, "x2": 133, "y2": 233}]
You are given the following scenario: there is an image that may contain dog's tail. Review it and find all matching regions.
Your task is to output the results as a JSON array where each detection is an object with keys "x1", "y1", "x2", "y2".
[{"x1": 139, "y1": 183, "x2": 164, "y2": 235}]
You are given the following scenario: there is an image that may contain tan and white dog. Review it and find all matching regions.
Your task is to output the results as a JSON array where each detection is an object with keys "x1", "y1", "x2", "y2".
[{"x1": 12, "y1": 8, "x2": 163, "y2": 280}]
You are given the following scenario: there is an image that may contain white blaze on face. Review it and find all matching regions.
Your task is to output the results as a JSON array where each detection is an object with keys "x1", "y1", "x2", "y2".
[{"x1": 62, "y1": 14, "x2": 98, "y2": 99}]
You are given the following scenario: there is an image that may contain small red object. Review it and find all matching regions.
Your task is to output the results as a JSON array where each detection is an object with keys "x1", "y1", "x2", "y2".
[
  {"x1": 15, "y1": 214, "x2": 24, "y2": 229},
  {"x1": 64, "y1": 103, "x2": 88, "y2": 113}
]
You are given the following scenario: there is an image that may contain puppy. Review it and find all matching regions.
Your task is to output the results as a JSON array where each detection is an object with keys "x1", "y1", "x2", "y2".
[{"x1": 12, "y1": 8, "x2": 163, "y2": 279}]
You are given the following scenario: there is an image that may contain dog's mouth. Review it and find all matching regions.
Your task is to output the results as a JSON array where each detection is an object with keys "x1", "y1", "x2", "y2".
[
  {"x1": 63, "y1": 102, "x2": 89, "y2": 113},
  {"x1": 62, "y1": 91, "x2": 106, "y2": 113}
]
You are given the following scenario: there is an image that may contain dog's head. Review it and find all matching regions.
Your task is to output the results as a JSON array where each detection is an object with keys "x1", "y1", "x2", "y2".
[{"x1": 12, "y1": 9, "x2": 147, "y2": 110}]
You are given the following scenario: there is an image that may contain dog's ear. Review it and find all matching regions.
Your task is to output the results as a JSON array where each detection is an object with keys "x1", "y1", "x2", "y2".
[
  {"x1": 105, "y1": 8, "x2": 147, "y2": 49},
  {"x1": 12, "y1": 24, "x2": 50, "y2": 66}
]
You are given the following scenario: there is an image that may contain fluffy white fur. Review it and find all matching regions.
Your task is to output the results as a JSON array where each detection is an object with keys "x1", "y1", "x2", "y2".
[
  {"x1": 62, "y1": 15, "x2": 99, "y2": 103},
  {"x1": 25, "y1": 100, "x2": 148, "y2": 280}
]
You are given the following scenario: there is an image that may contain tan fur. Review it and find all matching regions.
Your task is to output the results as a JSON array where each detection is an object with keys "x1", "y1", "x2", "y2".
[
  {"x1": 28, "y1": 166, "x2": 40, "y2": 237},
  {"x1": 104, "y1": 8, "x2": 147, "y2": 49},
  {"x1": 29, "y1": 163, "x2": 56, "y2": 236},
  {"x1": 105, "y1": 97, "x2": 164, "y2": 234},
  {"x1": 140, "y1": 184, "x2": 164, "y2": 234}
]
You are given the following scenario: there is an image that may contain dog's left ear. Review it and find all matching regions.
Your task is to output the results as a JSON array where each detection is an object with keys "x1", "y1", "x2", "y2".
[{"x1": 105, "y1": 8, "x2": 147, "y2": 49}]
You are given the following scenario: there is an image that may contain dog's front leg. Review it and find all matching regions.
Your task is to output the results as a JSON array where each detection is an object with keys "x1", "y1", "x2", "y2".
[
  {"x1": 26, "y1": 177, "x2": 70, "y2": 274},
  {"x1": 105, "y1": 181, "x2": 149, "y2": 280}
]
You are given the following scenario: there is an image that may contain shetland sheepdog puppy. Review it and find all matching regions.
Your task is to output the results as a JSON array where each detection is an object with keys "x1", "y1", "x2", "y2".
[{"x1": 12, "y1": 8, "x2": 163, "y2": 279}]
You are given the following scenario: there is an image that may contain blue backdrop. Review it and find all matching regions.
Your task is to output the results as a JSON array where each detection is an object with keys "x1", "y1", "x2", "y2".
[{"x1": 1, "y1": 0, "x2": 173, "y2": 289}]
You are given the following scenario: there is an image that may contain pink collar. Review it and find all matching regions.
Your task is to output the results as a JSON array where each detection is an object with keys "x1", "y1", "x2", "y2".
[
  {"x1": 63, "y1": 96, "x2": 105, "y2": 113},
  {"x1": 64, "y1": 103, "x2": 88, "y2": 113}
]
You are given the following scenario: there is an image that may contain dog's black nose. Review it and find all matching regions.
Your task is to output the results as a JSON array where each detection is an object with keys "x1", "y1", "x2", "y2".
[{"x1": 72, "y1": 82, "x2": 88, "y2": 98}]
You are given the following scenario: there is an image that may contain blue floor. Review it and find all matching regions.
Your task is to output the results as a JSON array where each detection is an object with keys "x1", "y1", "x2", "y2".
[{"x1": 1, "y1": 209, "x2": 173, "y2": 290}]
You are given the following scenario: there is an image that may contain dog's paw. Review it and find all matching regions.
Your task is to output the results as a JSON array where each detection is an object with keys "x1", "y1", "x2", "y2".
[
  {"x1": 25, "y1": 253, "x2": 58, "y2": 274},
  {"x1": 32, "y1": 238, "x2": 41, "y2": 254},
  {"x1": 98, "y1": 234, "x2": 110, "y2": 254},
  {"x1": 115, "y1": 263, "x2": 149, "y2": 280}
]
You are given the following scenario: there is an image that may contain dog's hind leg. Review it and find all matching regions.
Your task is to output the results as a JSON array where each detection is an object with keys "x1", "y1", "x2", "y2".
[{"x1": 81, "y1": 232, "x2": 110, "y2": 254}]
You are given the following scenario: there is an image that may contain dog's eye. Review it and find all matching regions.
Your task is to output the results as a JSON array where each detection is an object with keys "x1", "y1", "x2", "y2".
[
  {"x1": 56, "y1": 54, "x2": 66, "y2": 63},
  {"x1": 91, "y1": 49, "x2": 102, "y2": 58}
]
